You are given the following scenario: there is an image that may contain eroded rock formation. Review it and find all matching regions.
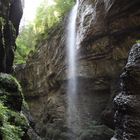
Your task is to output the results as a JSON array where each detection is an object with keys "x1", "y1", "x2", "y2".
[
  {"x1": 112, "y1": 43, "x2": 140, "y2": 140},
  {"x1": 0, "y1": 0, "x2": 23, "y2": 73},
  {"x1": 15, "y1": 0, "x2": 140, "y2": 139}
]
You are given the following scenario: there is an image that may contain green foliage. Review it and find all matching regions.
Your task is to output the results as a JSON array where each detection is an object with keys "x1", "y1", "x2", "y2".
[
  {"x1": 14, "y1": 24, "x2": 36, "y2": 64},
  {"x1": 55, "y1": 0, "x2": 75, "y2": 16},
  {"x1": 33, "y1": 0, "x2": 75, "y2": 44},
  {"x1": 0, "y1": 74, "x2": 29, "y2": 140},
  {"x1": 0, "y1": 17, "x2": 6, "y2": 47},
  {"x1": 0, "y1": 17, "x2": 5, "y2": 26},
  {"x1": 15, "y1": 0, "x2": 74, "y2": 64},
  {"x1": 136, "y1": 40, "x2": 140, "y2": 43},
  {"x1": 0, "y1": 103, "x2": 29, "y2": 140},
  {"x1": 35, "y1": 0, "x2": 74, "y2": 32}
]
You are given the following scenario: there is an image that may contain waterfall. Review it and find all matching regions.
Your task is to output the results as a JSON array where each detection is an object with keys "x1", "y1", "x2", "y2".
[
  {"x1": 67, "y1": 0, "x2": 79, "y2": 80},
  {"x1": 66, "y1": 0, "x2": 80, "y2": 138}
]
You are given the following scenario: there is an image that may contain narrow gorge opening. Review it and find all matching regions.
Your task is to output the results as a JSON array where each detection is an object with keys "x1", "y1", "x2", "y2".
[{"x1": 0, "y1": 0, "x2": 140, "y2": 140}]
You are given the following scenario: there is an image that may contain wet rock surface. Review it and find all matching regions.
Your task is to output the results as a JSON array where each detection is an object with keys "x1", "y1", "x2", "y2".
[
  {"x1": 0, "y1": 0, "x2": 23, "y2": 73},
  {"x1": 15, "y1": 0, "x2": 140, "y2": 139},
  {"x1": 112, "y1": 43, "x2": 140, "y2": 140}
]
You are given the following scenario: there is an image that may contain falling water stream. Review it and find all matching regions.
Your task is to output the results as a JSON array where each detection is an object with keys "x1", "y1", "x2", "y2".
[{"x1": 66, "y1": 0, "x2": 80, "y2": 139}]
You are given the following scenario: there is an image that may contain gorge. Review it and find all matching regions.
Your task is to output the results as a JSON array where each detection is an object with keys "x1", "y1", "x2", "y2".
[{"x1": 0, "y1": 0, "x2": 140, "y2": 140}]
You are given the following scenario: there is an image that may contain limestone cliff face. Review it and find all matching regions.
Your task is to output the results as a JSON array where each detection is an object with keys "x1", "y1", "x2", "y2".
[
  {"x1": 0, "y1": 0, "x2": 23, "y2": 73},
  {"x1": 16, "y1": 0, "x2": 140, "y2": 139}
]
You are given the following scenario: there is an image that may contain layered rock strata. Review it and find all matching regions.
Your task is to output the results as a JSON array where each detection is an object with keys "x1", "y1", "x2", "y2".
[{"x1": 16, "y1": 0, "x2": 140, "y2": 139}]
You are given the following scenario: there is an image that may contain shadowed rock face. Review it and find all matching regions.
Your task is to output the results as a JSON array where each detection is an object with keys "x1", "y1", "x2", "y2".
[
  {"x1": 15, "y1": 0, "x2": 140, "y2": 139},
  {"x1": 0, "y1": 0, "x2": 23, "y2": 73},
  {"x1": 112, "y1": 43, "x2": 140, "y2": 140}
]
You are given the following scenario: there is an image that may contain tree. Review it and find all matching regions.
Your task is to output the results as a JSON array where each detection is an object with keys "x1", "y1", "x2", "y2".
[
  {"x1": 14, "y1": 0, "x2": 74, "y2": 64},
  {"x1": 14, "y1": 24, "x2": 36, "y2": 64}
]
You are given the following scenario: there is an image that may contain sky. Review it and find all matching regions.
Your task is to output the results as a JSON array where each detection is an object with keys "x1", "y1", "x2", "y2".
[
  {"x1": 20, "y1": 0, "x2": 43, "y2": 26},
  {"x1": 20, "y1": 0, "x2": 56, "y2": 27}
]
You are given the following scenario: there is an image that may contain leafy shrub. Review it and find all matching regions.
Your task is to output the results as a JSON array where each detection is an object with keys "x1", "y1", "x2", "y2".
[{"x1": 0, "y1": 103, "x2": 29, "y2": 140}]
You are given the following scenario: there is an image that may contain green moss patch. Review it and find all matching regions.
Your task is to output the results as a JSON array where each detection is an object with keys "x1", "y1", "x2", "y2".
[
  {"x1": 0, "y1": 103, "x2": 29, "y2": 140},
  {"x1": 0, "y1": 73, "x2": 23, "y2": 111},
  {"x1": 0, "y1": 74, "x2": 29, "y2": 140},
  {"x1": 0, "y1": 73, "x2": 22, "y2": 93}
]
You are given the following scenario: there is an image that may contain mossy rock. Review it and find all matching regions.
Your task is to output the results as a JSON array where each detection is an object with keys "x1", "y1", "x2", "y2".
[
  {"x1": 0, "y1": 74, "x2": 29, "y2": 140},
  {"x1": 0, "y1": 103, "x2": 29, "y2": 140},
  {"x1": 0, "y1": 73, "x2": 23, "y2": 111}
]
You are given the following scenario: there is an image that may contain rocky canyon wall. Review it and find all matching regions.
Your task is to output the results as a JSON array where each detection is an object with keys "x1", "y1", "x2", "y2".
[
  {"x1": 0, "y1": 1, "x2": 32, "y2": 140},
  {"x1": 16, "y1": 0, "x2": 140, "y2": 140},
  {"x1": 0, "y1": 0, "x2": 23, "y2": 73},
  {"x1": 112, "y1": 43, "x2": 140, "y2": 140}
]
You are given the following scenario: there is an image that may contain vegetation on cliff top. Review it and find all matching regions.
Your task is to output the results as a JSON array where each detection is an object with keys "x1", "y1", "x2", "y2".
[{"x1": 15, "y1": 0, "x2": 74, "y2": 64}]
